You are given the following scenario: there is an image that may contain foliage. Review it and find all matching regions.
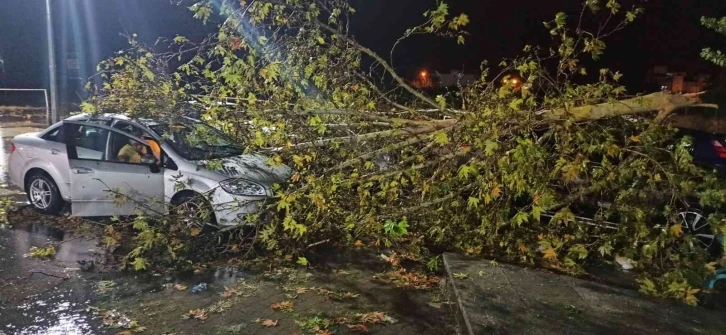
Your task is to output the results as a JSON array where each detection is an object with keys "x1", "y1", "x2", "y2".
[
  {"x1": 86, "y1": 0, "x2": 726, "y2": 305},
  {"x1": 0, "y1": 197, "x2": 12, "y2": 227},
  {"x1": 701, "y1": 16, "x2": 726, "y2": 66},
  {"x1": 28, "y1": 245, "x2": 56, "y2": 259}
]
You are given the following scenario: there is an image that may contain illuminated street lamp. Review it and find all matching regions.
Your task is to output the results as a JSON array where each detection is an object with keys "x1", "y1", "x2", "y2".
[{"x1": 420, "y1": 70, "x2": 428, "y2": 79}]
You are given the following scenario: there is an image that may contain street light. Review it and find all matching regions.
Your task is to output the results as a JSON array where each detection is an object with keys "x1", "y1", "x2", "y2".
[
  {"x1": 420, "y1": 70, "x2": 428, "y2": 79},
  {"x1": 45, "y1": 0, "x2": 59, "y2": 124}
]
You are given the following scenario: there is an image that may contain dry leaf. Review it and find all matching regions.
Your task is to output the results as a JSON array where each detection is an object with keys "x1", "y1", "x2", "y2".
[
  {"x1": 190, "y1": 228, "x2": 201, "y2": 237},
  {"x1": 316, "y1": 330, "x2": 333, "y2": 335},
  {"x1": 490, "y1": 184, "x2": 501, "y2": 198},
  {"x1": 543, "y1": 247, "x2": 558, "y2": 260},
  {"x1": 359, "y1": 312, "x2": 386, "y2": 324},
  {"x1": 296, "y1": 287, "x2": 309, "y2": 294},
  {"x1": 186, "y1": 309, "x2": 208, "y2": 320},
  {"x1": 133, "y1": 327, "x2": 147, "y2": 333},
  {"x1": 670, "y1": 224, "x2": 683, "y2": 237},
  {"x1": 354, "y1": 240, "x2": 364, "y2": 248},
  {"x1": 347, "y1": 324, "x2": 371, "y2": 333},
  {"x1": 174, "y1": 284, "x2": 188, "y2": 291},
  {"x1": 220, "y1": 286, "x2": 239, "y2": 298},
  {"x1": 270, "y1": 301, "x2": 294, "y2": 310},
  {"x1": 291, "y1": 172, "x2": 301, "y2": 183},
  {"x1": 630, "y1": 135, "x2": 640, "y2": 143},
  {"x1": 261, "y1": 319, "x2": 278, "y2": 327}
]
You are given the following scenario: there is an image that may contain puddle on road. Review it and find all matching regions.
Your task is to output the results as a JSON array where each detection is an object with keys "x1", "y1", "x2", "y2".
[
  {"x1": 0, "y1": 222, "x2": 102, "y2": 335},
  {"x1": 4, "y1": 293, "x2": 96, "y2": 335}
]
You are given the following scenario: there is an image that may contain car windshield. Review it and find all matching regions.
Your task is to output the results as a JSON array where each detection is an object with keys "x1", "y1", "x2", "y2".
[{"x1": 149, "y1": 119, "x2": 242, "y2": 160}]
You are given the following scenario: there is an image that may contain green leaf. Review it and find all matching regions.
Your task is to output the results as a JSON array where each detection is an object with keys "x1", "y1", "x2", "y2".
[
  {"x1": 555, "y1": 12, "x2": 567, "y2": 28},
  {"x1": 467, "y1": 197, "x2": 480, "y2": 209},
  {"x1": 484, "y1": 140, "x2": 499, "y2": 156},
  {"x1": 598, "y1": 244, "x2": 613, "y2": 257},
  {"x1": 435, "y1": 95, "x2": 447, "y2": 109},
  {"x1": 81, "y1": 102, "x2": 96, "y2": 113},
  {"x1": 457, "y1": 35, "x2": 466, "y2": 45},
  {"x1": 458, "y1": 164, "x2": 474, "y2": 179},
  {"x1": 317, "y1": 36, "x2": 326, "y2": 45},
  {"x1": 296, "y1": 257, "x2": 309, "y2": 266},
  {"x1": 131, "y1": 257, "x2": 148, "y2": 271},
  {"x1": 432, "y1": 132, "x2": 449, "y2": 145},
  {"x1": 173, "y1": 35, "x2": 188, "y2": 43},
  {"x1": 568, "y1": 244, "x2": 589, "y2": 260}
]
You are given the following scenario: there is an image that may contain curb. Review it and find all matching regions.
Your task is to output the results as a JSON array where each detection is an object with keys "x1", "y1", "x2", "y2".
[{"x1": 443, "y1": 253, "x2": 474, "y2": 335}]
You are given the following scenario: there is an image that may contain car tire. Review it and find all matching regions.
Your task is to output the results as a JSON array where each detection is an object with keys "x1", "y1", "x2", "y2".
[
  {"x1": 25, "y1": 173, "x2": 64, "y2": 215},
  {"x1": 677, "y1": 209, "x2": 723, "y2": 258},
  {"x1": 171, "y1": 193, "x2": 217, "y2": 233}
]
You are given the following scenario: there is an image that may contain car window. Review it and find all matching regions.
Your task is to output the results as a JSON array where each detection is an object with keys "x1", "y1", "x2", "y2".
[
  {"x1": 66, "y1": 124, "x2": 109, "y2": 161},
  {"x1": 42, "y1": 126, "x2": 64, "y2": 143},
  {"x1": 108, "y1": 131, "x2": 156, "y2": 165}
]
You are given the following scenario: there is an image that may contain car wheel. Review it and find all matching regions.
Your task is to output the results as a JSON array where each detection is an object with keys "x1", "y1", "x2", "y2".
[
  {"x1": 26, "y1": 173, "x2": 64, "y2": 215},
  {"x1": 677, "y1": 209, "x2": 722, "y2": 257},
  {"x1": 171, "y1": 193, "x2": 217, "y2": 232}
]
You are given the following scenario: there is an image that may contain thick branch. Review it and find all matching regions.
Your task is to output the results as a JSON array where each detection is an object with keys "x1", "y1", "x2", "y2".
[
  {"x1": 539, "y1": 92, "x2": 704, "y2": 122},
  {"x1": 290, "y1": 120, "x2": 456, "y2": 150}
]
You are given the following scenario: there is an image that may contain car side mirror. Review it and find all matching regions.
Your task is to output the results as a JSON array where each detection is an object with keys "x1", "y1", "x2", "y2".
[
  {"x1": 140, "y1": 154, "x2": 157, "y2": 165},
  {"x1": 141, "y1": 154, "x2": 160, "y2": 173}
]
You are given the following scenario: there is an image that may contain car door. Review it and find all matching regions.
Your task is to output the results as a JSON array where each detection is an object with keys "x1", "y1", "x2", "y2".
[
  {"x1": 39, "y1": 124, "x2": 72, "y2": 191},
  {"x1": 63, "y1": 121, "x2": 165, "y2": 217}
]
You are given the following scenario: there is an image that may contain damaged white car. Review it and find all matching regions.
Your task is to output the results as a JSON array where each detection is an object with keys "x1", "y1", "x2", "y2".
[{"x1": 8, "y1": 113, "x2": 291, "y2": 227}]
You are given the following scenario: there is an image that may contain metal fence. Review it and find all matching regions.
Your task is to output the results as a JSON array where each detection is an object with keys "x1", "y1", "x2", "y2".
[{"x1": 0, "y1": 88, "x2": 50, "y2": 125}]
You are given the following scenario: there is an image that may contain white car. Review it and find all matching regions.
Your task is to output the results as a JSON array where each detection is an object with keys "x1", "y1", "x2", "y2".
[{"x1": 7, "y1": 113, "x2": 292, "y2": 227}]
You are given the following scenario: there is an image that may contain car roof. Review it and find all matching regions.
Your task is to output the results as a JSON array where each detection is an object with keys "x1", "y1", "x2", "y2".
[{"x1": 65, "y1": 113, "x2": 131, "y2": 122}]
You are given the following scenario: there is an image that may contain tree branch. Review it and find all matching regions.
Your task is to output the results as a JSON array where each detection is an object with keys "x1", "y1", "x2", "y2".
[{"x1": 317, "y1": 23, "x2": 440, "y2": 109}]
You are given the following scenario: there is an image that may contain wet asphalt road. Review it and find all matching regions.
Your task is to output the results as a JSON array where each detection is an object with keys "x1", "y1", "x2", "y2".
[{"x1": 0, "y1": 116, "x2": 106, "y2": 334}]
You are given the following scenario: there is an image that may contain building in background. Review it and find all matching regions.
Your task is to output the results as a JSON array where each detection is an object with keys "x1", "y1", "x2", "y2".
[
  {"x1": 413, "y1": 70, "x2": 478, "y2": 90},
  {"x1": 645, "y1": 65, "x2": 712, "y2": 93},
  {"x1": 435, "y1": 71, "x2": 478, "y2": 88}
]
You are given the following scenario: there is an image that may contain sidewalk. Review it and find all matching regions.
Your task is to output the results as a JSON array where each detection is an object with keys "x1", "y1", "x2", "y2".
[{"x1": 443, "y1": 253, "x2": 726, "y2": 335}]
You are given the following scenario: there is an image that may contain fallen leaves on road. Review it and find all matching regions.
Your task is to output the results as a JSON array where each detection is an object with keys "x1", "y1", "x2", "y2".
[
  {"x1": 96, "y1": 309, "x2": 144, "y2": 332},
  {"x1": 358, "y1": 312, "x2": 386, "y2": 324},
  {"x1": 347, "y1": 324, "x2": 371, "y2": 333},
  {"x1": 373, "y1": 268, "x2": 441, "y2": 290},
  {"x1": 174, "y1": 284, "x2": 188, "y2": 291},
  {"x1": 270, "y1": 301, "x2": 294, "y2": 311},
  {"x1": 220, "y1": 286, "x2": 240, "y2": 298},
  {"x1": 185, "y1": 309, "x2": 208, "y2": 320},
  {"x1": 357, "y1": 311, "x2": 397, "y2": 325},
  {"x1": 260, "y1": 319, "x2": 278, "y2": 327},
  {"x1": 28, "y1": 245, "x2": 56, "y2": 259},
  {"x1": 96, "y1": 280, "x2": 116, "y2": 294}
]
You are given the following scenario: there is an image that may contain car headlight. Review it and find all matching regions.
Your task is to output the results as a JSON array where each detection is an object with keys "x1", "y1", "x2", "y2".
[{"x1": 219, "y1": 179, "x2": 267, "y2": 196}]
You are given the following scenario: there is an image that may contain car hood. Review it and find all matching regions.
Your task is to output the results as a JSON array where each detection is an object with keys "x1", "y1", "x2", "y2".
[{"x1": 213, "y1": 154, "x2": 293, "y2": 183}]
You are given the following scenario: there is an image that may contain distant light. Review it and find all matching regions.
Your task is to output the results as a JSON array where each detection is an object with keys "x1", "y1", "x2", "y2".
[
  {"x1": 510, "y1": 78, "x2": 519, "y2": 84},
  {"x1": 420, "y1": 70, "x2": 428, "y2": 78}
]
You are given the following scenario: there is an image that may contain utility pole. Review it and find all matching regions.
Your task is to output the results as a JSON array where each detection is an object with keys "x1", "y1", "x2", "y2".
[{"x1": 45, "y1": 0, "x2": 58, "y2": 124}]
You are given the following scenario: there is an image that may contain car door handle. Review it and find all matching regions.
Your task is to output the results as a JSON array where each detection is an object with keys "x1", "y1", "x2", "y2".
[
  {"x1": 72, "y1": 167, "x2": 94, "y2": 174},
  {"x1": 51, "y1": 149, "x2": 60, "y2": 155}
]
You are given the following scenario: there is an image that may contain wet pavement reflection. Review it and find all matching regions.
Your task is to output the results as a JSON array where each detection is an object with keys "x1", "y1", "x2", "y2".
[{"x1": 0, "y1": 222, "x2": 104, "y2": 335}]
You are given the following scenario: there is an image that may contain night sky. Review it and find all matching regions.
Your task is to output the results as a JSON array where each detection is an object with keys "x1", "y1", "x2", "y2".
[{"x1": 1, "y1": 0, "x2": 725, "y2": 98}]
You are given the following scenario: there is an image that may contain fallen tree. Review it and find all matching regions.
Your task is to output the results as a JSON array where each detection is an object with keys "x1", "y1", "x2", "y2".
[{"x1": 87, "y1": 0, "x2": 726, "y2": 305}]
